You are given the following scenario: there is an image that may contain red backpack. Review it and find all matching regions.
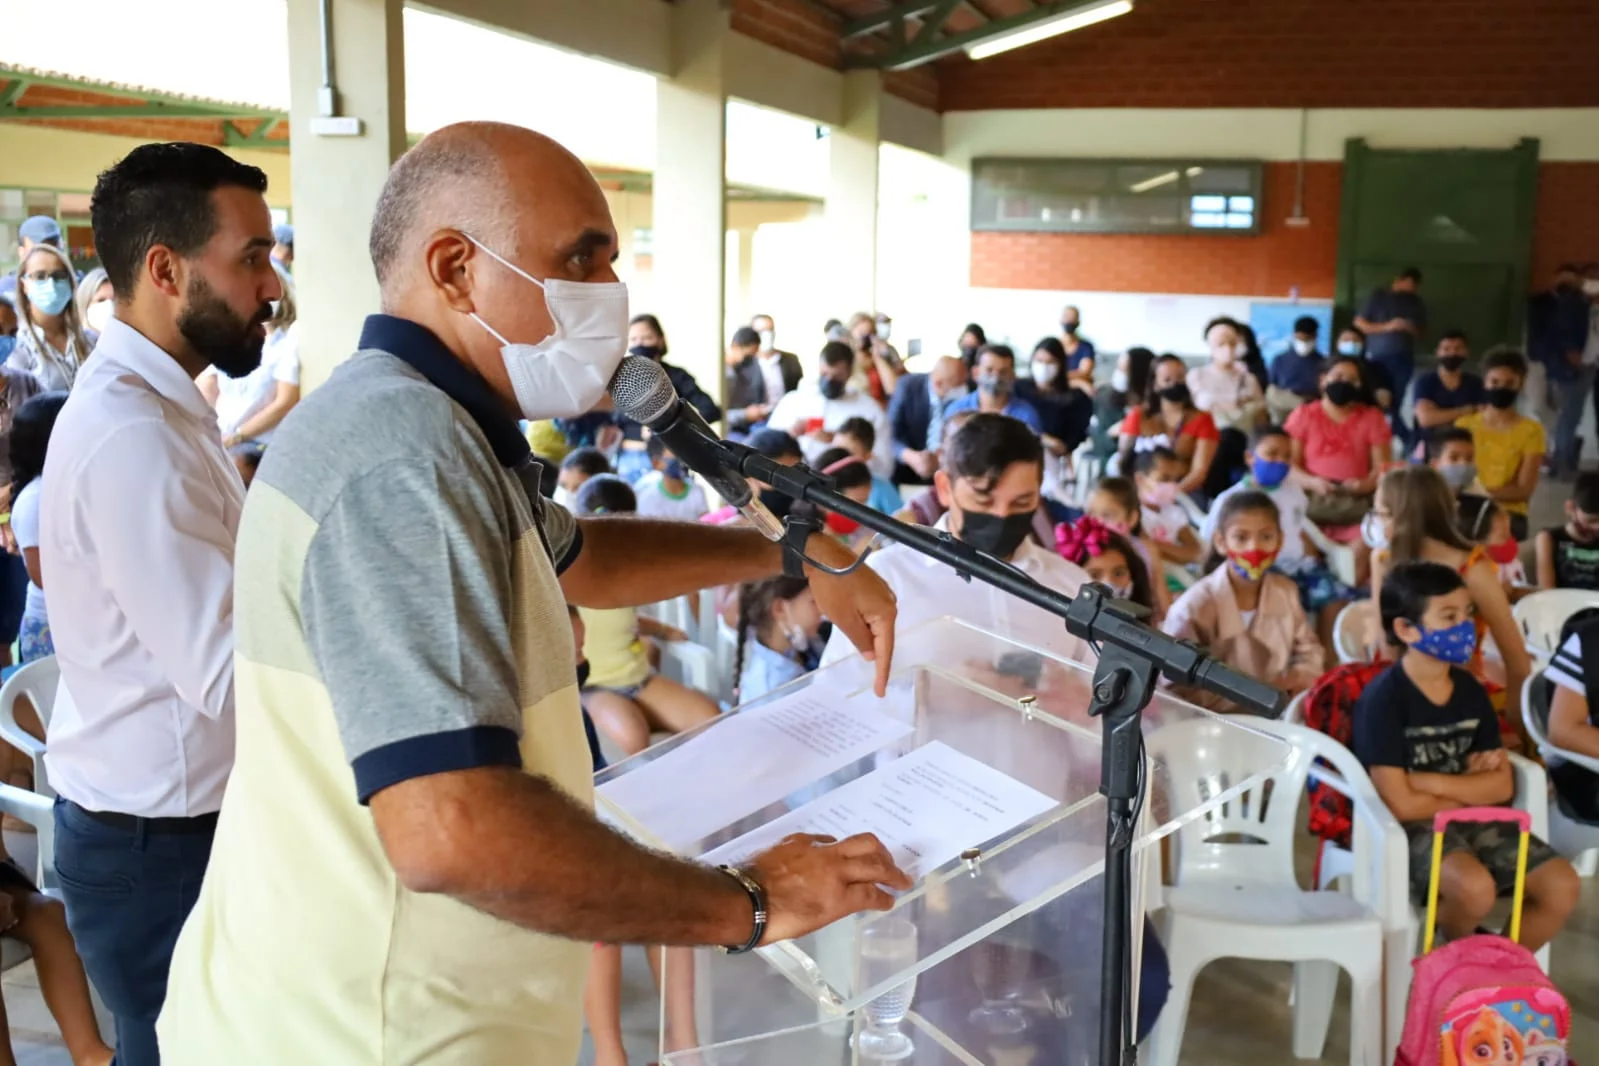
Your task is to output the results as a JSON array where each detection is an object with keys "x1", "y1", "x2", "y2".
[
  {"x1": 1300, "y1": 661, "x2": 1388, "y2": 867},
  {"x1": 1395, "y1": 810, "x2": 1573, "y2": 1066}
]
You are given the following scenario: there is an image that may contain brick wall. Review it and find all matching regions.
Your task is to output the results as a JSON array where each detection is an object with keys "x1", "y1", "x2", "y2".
[
  {"x1": 1533, "y1": 163, "x2": 1599, "y2": 282},
  {"x1": 940, "y1": 0, "x2": 1599, "y2": 111},
  {"x1": 730, "y1": 0, "x2": 940, "y2": 108},
  {"x1": 971, "y1": 161, "x2": 1342, "y2": 296}
]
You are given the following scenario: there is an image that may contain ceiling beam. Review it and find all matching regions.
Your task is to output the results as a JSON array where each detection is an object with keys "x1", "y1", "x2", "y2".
[
  {"x1": 223, "y1": 117, "x2": 286, "y2": 148},
  {"x1": 853, "y1": 0, "x2": 1117, "y2": 70},
  {"x1": 0, "y1": 79, "x2": 29, "y2": 108},
  {"x1": 842, "y1": 2, "x2": 944, "y2": 41},
  {"x1": 0, "y1": 103, "x2": 253, "y2": 119},
  {"x1": 0, "y1": 67, "x2": 278, "y2": 116}
]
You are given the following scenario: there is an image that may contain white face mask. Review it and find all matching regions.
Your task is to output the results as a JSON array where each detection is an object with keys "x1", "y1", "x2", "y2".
[
  {"x1": 1361, "y1": 511, "x2": 1389, "y2": 551},
  {"x1": 1585, "y1": 279, "x2": 1599, "y2": 297},
  {"x1": 1111, "y1": 368, "x2": 1129, "y2": 393},
  {"x1": 1292, "y1": 338, "x2": 1314, "y2": 356},
  {"x1": 1031, "y1": 359, "x2": 1061, "y2": 385},
  {"x1": 85, "y1": 299, "x2": 115, "y2": 333},
  {"x1": 758, "y1": 329, "x2": 776, "y2": 352},
  {"x1": 466, "y1": 236, "x2": 630, "y2": 421}
]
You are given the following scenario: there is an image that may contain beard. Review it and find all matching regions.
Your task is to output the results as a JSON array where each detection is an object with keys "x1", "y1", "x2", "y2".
[{"x1": 177, "y1": 275, "x2": 269, "y2": 379}]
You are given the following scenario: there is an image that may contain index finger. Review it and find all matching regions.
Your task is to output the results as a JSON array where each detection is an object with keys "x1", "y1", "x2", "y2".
[{"x1": 870, "y1": 609, "x2": 894, "y2": 698}]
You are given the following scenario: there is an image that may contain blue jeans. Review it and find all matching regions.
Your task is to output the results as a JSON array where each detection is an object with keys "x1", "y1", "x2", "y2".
[
  {"x1": 1374, "y1": 356, "x2": 1414, "y2": 439},
  {"x1": 53, "y1": 799, "x2": 216, "y2": 1066},
  {"x1": 1554, "y1": 366, "x2": 1595, "y2": 472}
]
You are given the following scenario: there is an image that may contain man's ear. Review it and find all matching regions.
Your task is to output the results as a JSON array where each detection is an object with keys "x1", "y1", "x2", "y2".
[{"x1": 933, "y1": 469, "x2": 953, "y2": 511}]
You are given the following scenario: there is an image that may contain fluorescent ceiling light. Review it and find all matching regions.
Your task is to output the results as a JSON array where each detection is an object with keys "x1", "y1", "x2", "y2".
[
  {"x1": 1129, "y1": 170, "x2": 1179, "y2": 193},
  {"x1": 967, "y1": 0, "x2": 1134, "y2": 61}
]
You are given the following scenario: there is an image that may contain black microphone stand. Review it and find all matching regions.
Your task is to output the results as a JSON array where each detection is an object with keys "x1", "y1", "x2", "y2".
[{"x1": 717, "y1": 438, "x2": 1279, "y2": 1066}]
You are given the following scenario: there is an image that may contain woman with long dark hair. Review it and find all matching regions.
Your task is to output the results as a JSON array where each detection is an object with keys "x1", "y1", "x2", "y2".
[{"x1": 9, "y1": 390, "x2": 68, "y2": 663}]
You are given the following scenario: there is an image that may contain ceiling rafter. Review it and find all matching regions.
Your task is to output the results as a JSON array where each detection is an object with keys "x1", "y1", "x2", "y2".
[{"x1": 846, "y1": 0, "x2": 1118, "y2": 71}]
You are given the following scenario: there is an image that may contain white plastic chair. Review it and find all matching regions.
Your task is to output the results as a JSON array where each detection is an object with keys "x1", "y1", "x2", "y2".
[
  {"x1": 1144, "y1": 717, "x2": 1392, "y2": 1066},
  {"x1": 656, "y1": 640, "x2": 717, "y2": 699},
  {"x1": 1303, "y1": 519, "x2": 1359, "y2": 589},
  {"x1": 714, "y1": 617, "x2": 740, "y2": 708},
  {"x1": 0, "y1": 777, "x2": 57, "y2": 903},
  {"x1": 1333, "y1": 601, "x2": 1378, "y2": 664},
  {"x1": 1512, "y1": 589, "x2": 1599, "y2": 659},
  {"x1": 1279, "y1": 690, "x2": 1307, "y2": 724},
  {"x1": 1521, "y1": 671, "x2": 1599, "y2": 877},
  {"x1": 1069, "y1": 439, "x2": 1101, "y2": 507},
  {"x1": 641, "y1": 595, "x2": 696, "y2": 639},
  {"x1": 0, "y1": 656, "x2": 56, "y2": 800},
  {"x1": 1174, "y1": 491, "x2": 1207, "y2": 528}
]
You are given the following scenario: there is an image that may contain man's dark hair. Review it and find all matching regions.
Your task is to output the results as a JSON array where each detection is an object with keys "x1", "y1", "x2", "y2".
[
  {"x1": 1399, "y1": 267, "x2": 1423, "y2": 284},
  {"x1": 574, "y1": 474, "x2": 637, "y2": 516},
  {"x1": 815, "y1": 447, "x2": 873, "y2": 493},
  {"x1": 91, "y1": 142, "x2": 269, "y2": 297},
  {"x1": 1573, "y1": 472, "x2": 1599, "y2": 514},
  {"x1": 944, "y1": 413, "x2": 1042, "y2": 486},
  {"x1": 1251, "y1": 424, "x2": 1289, "y2": 448},
  {"x1": 731, "y1": 326, "x2": 761, "y2": 349},
  {"x1": 1293, "y1": 315, "x2": 1319, "y2": 336},
  {"x1": 1482, "y1": 345, "x2": 1528, "y2": 380},
  {"x1": 1202, "y1": 315, "x2": 1239, "y2": 338},
  {"x1": 1380, "y1": 559, "x2": 1465, "y2": 644},
  {"x1": 749, "y1": 428, "x2": 802, "y2": 461},
  {"x1": 1134, "y1": 446, "x2": 1180, "y2": 476},
  {"x1": 1438, "y1": 329, "x2": 1468, "y2": 345},
  {"x1": 820, "y1": 340, "x2": 855, "y2": 370},
  {"x1": 560, "y1": 446, "x2": 612, "y2": 478},
  {"x1": 1425, "y1": 426, "x2": 1475, "y2": 462},
  {"x1": 976, "y1": 343, "x2": 1016, "y2": 366},
  {"x1": 836, "y1": 416, "x2": 875, "y2": 450}
]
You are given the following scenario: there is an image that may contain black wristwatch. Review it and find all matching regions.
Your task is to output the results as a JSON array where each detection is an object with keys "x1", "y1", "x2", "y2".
[
  {"x1": 718, "y1": 865, "x2": 769, "y2": 954},
  {"x1": 782, "y1": 513, "x2": 821, "y2": 579}
]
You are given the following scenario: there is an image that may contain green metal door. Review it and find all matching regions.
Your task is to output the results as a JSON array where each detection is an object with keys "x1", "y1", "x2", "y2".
[{"x1": 1335, "y1": 138, "x2": 1540, "y2": 363}]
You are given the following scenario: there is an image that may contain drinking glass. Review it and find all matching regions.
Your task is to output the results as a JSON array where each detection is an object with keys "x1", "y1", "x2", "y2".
[
  {"x1": 967, "y1": 937, "x2": 1035, "y2": 1035},
  {"x1": 856, "y1": 917, "x2": 918, "y2": 1061}
]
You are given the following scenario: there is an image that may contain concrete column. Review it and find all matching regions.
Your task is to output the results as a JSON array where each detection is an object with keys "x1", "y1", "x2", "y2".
[
  {"x1": 825, "y1": 70, "x2": 883, "y2": 319},
  {"x1": 652, "y1": 0, "x2": 729, "y2": 403},
  {"x1": 734, "y1": 227, "x2": 757, "y2": 329},
  {"x1": 285, "y1": 0, "x2": 408, "y2": 392}
]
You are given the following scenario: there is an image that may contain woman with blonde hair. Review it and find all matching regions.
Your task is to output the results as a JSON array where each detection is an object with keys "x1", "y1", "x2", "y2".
[
  {"x1": 199, "y1": 260, "x2": 301, "y2": 447},
  {"x1": 1368, "y1": 464, "x2": 1532, "y2": 748},
  {"x1": 9, "y1": 244, "x2": 92, "y2": 390},
  {"x1": 74, "y1": 267, "x2": 114, "y2": 336}
]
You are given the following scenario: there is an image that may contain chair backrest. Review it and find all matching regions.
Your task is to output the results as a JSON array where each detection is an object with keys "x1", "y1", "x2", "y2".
[
  {"x1": 1513, "y1": 589, "x2": 1599, "y2": 658},
  {"x1": 1174, "y1": 492, "x2": 1207, "y2": 528},
  {"x1": 1334, "y1": 600, "x2": 1377, "y2": 664},
  {"x1": 0, "y1": 657, "x2": 56, "y2": 798},
  {"x1": 1147, "y1": 716, "x2": 1319, "y2": 888},
  {"x1": 657, "y1": 641, "x2": 717, "y2": 698},
  {"x1": 1279, "y1": 690, "x2": 1307, "y2": 724},
  {"x1": 1521, "y1": 669, "x2": 1599, "y2": 777}
]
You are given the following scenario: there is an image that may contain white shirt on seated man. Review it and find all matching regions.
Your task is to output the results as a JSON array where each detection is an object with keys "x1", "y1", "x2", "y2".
[
  {"x1": 822, "y1": 411, "x2": 1092, "y2": 671},
  {"x1": 769, "y1": 340, "x2": 892, "y2": 479}
]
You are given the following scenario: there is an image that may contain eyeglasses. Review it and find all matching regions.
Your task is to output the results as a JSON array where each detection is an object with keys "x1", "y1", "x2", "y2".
[{"x1": 22, "y1": 270, "x2": 69, "y2": 284}]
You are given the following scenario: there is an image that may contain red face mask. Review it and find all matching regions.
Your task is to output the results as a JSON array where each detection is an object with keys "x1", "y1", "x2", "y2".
[
  {"x1": 1226, "y1": 547, "x2": 1278, "y2": 581},
  {"x1": 826, "y1": 512, "x2": 861, "y2": 536},
  {"x1": 1487, "y1": 539, "x2": 1519, "y2": 565}
]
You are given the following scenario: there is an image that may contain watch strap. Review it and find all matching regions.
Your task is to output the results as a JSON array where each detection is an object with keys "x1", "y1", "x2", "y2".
[{"x1": 718, "y1": 865, "x2": 768, "y2": 954}]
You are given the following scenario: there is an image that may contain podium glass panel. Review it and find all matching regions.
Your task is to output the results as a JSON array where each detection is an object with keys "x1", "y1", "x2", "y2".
[{"x1": 593, "y1": 617, "x2": 1289, "y2": 1064}]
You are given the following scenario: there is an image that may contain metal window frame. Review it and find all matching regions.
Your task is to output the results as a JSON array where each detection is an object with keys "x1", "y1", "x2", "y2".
[{"x1": 970, "y1": 156, "x2": 1266, "y2": 236}]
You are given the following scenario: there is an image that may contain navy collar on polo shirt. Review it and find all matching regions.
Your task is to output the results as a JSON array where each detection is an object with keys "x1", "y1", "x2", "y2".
[{"x1": 359, "y1": 314, "x2": 531, "y2": 468}]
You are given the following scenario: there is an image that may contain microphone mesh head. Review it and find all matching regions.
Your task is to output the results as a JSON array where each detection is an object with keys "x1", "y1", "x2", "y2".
[{"x1": 609, "y1": 355, "x2": 677, "y2": 425}]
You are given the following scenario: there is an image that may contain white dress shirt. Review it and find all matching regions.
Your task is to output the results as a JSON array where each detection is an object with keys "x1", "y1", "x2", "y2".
[
  {"x1": 767, "y1": 383, "x2": 893, "y2": 478},
  {"x1": 200, "y1": 325, "x2": 301, "y2": 442},
  {"x1": 821, "y1": 516, "x2": 1093, "y2": 668},
  {"x1": 757, "y1": 352, "x2": 788, "y2": 407},
  {"x1": 41, "y1": 318, "x2": 243, "y2": 817}
]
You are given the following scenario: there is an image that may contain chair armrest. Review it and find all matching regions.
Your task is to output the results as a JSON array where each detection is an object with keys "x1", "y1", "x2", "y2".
[
  {"x1": 1303, "y1": 760, "x2": 1412, "y2": 928},
  {"x1": 1175, "y1": 492, "x2": 1206, "y2": 527},
  {"x1": 1508, "y1": 752, "x2": 1550, "y2": 840}
]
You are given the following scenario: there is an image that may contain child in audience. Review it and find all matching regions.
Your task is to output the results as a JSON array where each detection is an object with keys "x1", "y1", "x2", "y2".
[
  {"x1": 1370, "y1": 466, "x2": 1533, "y2": 749},
  {"x1": 557, "y1": 446, "x2": 612, "y2": 509},
  {"x1": 1354, "y1": 561, "x2": 1578, "y2": 949},
  {"x1": 1544, "y1": 611, "x2": 1599, "y2": 821},
  {"x1": 733, "y1": 575, "x2": 824, "y2": 704},
  {"x1": 634, "y1": 435, "x2": 710, "y2": 521},
  {"x1": 1202, "y1": 425, "x2": 1352, "y2": 654},
  {"x1": 1084, "y1": 475, "x2": 1170, "y2": 619},
  {"x1": 1054, "y1": 515, "x2": 1158, "y2": 621},
  {"x1": 573, "y1": 476, "x2": 721, "y2": 756},
  {"x1": 1426, "y1": 427, "x2": 1488, "y2": 496},
  {"x1": 8, "y1": 392, "x2": 67, "y2": 664},
  {"x1": 1535, "y1": 471, "x2": 1599, "y2": 590},
  {"x1": 1456, "y1": 494, "x2": 1528, "y2": 594},
  {"x1": 1163, "y1": 489, "x2": 1324, "y2": 712},
  {"x1": 1285, "y1": 355, "x2": 1391, "y2": 535},
  {"x1": 835, "y1": 417, "x2": 903, "y2": 514},
  {"x1": 815, "y1": 449, "x2": 878, "y2": 549},
  {"x1": 1455, "y1": 346, "x2": 1543, "y2": 540},
  {"x1": 1134, "y1": 447, "x2": 1201, "y2": 566}
]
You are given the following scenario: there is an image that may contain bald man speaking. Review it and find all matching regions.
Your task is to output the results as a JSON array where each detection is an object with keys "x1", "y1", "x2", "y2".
[{"x1": 157, "y1": 123, "x2": 908, "y2": 1064}]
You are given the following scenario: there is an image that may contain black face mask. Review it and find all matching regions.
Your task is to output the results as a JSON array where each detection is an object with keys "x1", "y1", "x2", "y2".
[
  {"x1": 576, "y1": 661, "x2": 591, "y2": 688},
  {"x1": 819, "y1": 377, "x2": 846, "y2": 400},
  {"x1": 1159, "y1": 383, "x2": 1191, "y2": 406},
  {"x1": 1323, "y1": 380, "x2": 1362, "y2": 407},
  {"x1": 1062, "y1": 322, "x2": 1079, "y2": 335},
  {"x1": 1438, "y1": 355, "x2": 1468, "y2": 374},
  {"x1": 629, "y1": 345, "x2": 663, "y2": 361},
  {"x1": 959, "y1": 509, "x2": 1034, "y2": 559},
  {"x1": 1486, "y1": 386, "x2": 1519, "y2": 409}
]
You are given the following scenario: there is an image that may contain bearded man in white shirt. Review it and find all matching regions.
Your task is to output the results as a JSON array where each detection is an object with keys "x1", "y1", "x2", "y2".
[{"x1": 40, "y1": 142, "x2": 283, "y2": 1066}]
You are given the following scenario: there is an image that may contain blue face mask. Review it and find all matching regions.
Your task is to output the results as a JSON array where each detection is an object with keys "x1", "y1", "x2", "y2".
[
  {"x1": 663, "y1": 458, "x2": 687, "y2": 481},
  {"x1": 1410, "y1": 618, "x2": 1476, "y2": 665},
  {"x1": 1336, "y1": 340, "x2": 1363, "y2": 357},
  {"x1": 0, "y1": 336, "x2": 13, "y2": 362},
  {"x1": 1252, "y1": 458, "x2": 1290, "y2": 489},
  {"x1": 24, "y1": 277, "x2": 72, "y2": 318}
]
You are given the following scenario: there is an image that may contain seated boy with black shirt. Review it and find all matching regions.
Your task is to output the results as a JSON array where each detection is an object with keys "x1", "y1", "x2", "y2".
[
  {"x1": 1353, "y1": 560, "x2": 1579, "y2": 950},
  {"x1": 1543, "y1": 610, "x2": 1599, "y2": 822}
]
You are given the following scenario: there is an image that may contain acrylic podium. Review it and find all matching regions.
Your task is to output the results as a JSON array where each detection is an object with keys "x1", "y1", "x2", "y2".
[{"x1": 595, "y1": 617, "x2": 1289, "y2": 1066}]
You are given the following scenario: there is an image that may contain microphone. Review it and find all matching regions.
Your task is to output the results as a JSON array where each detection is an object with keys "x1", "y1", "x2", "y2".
[
  {"x1": 1065, "y1": 584, "x2": 1284, "y2": 716},
  {"x1": 608, "y1": 356, "x2": 785, "y2": 541}
]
